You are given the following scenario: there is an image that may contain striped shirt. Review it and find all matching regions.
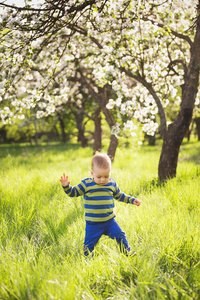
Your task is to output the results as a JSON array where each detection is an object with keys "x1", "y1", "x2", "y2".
[{"x1": 63, "y1": 178, "x2": 135, "y2": 223}]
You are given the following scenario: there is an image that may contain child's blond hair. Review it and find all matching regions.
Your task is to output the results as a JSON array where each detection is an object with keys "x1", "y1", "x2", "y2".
[{"x1": 92, "y1": 153, "x2": 111, "y2": 170}]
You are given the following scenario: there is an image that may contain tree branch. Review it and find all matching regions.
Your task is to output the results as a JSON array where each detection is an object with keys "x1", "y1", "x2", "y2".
[
  {"x1": 0, "y1": 0, "x2": 97, "y2": 13},
  {"x1": 143, "y1": 17, "x2": 193, "y2": 48},
  {"x1": 0, "y1": 2, "x2": 50, "y2": 11},
  {"x1": 168, "y1": 59, "x2": 188, "y2": 76},
  {"x1": 77, "y1": 68, "x2": 102, "y2": 103}
]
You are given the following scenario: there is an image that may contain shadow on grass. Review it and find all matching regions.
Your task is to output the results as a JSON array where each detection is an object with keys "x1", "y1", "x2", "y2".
[
  {"x1": 0, "y1": 142, "x2": 93, "y2": 159},
  {"x1": 136, "y1": 178, "x2": 163, "y2": 195},
  {"x1": 179, "y1": 141, "x2": 200, "y2": 165}
]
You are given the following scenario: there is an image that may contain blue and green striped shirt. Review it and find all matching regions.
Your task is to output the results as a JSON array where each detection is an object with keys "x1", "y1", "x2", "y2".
[{"x1": 63, "y1": 178, "x2": 135, "y2": 223}]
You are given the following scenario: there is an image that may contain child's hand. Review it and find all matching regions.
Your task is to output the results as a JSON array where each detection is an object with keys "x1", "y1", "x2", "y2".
[
  {"x1": 133, "y1": 198, "x2": 141, "y2": 206},
  {"x1": 60, "y1": 173, "x2": 70, "y2": 187}
]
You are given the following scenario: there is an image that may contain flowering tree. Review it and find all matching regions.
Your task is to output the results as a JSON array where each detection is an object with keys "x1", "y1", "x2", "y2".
[
  {"x1": 97, "y1": 0, "x2": 200, "y2": 180},
  {"x1": 0, "y1": 0, "x2": 200, "y2": 180},
  {"x1": 0, "y1": 0, "x2": 121, "y2": 158}
]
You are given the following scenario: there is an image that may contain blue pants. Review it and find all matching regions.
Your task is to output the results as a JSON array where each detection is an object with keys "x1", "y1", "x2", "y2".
[{"x1": 84, "y1": 218, "x2": 131, "y2": 256}]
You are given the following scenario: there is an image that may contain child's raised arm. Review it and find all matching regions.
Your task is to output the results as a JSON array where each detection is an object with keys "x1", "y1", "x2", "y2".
[{"x1": 60, "y1": 173, "x2": 70, "y2": 187}]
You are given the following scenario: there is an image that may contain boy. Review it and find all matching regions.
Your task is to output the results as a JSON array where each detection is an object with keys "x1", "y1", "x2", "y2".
[{"x1": 60, "y1": 153, "x2": 141, "y2": 256}]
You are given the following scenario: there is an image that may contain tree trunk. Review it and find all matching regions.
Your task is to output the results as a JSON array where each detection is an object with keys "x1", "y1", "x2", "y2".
[
  {"x1": 78, "y1": 127, "x2": 88, "y2": 147},
  {"x1": 58, "y1": 115, "x2": 67, "y2": 143},
  {"x1": 158, "y1": 109, "x2": 193, "y2": 180},
  {"x1": 78, "y1": 71, "x2": 119, "y2": 160},
  {"x1": 102, "y1": 104, "x2": 119, "y2": 161},
  {"x1": 145, "y1": 134, "x2": 156, "y2": 145},
  {"x1": 74, "y1": 110, "x2": 88, "y2": 148},
  {"x1": 194, "y1": 117, "x2": 200, "y2": 140},
  {"x1": 93, "y1": 108, "x2": 102, "y2": 153},
  {"x1": 107, "y1": 134, "x2": 118, "y2": 161},
  {"x1": 34, "y1": 117, "x2": 38, "y2": 144},
  {"x1": 158, "y1": 12, "x2": 200, "y2": 181}
]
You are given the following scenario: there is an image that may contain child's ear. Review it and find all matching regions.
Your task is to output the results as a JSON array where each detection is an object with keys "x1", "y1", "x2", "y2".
[{"x1": 90, "y1": 171, "x2": 93, "y2": 177}]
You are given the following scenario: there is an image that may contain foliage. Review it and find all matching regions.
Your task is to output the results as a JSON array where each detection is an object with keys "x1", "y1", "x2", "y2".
[
  {"x1": 0, "y1": 141, "x2": 200, "y2": 299},
  {"x1": 0, "y1": 0, "x2": 199, "y2": 136},
  {"x1": 0, "y1": 112, "x2": 76, "y2": 143}
]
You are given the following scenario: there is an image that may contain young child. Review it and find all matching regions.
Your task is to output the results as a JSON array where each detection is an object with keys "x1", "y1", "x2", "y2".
[{"x1": 60, "y1": 153, "x2": 141, "y2": 256}]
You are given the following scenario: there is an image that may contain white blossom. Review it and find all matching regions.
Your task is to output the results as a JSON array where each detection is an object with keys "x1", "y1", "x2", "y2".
[
  {"x1": 111, "y1": 123, "x2": 121, "y2": 137},
  {"x1": 18, "y1": 114, "x2": 25, "y2": 120},
  {"x1": 106, "y1": 99, "x2": 115, "y2": 109},
  {"x1": 142, "y1": 122, "x2": 159, "y2": 136}
]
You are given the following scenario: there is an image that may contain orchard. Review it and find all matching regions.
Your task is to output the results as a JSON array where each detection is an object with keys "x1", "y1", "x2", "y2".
[{"x1": 0, "y1": 0, "x2": 200, "y2": 180}]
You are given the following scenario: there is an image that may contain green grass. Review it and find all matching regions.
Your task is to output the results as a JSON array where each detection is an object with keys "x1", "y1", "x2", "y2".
[{"x1": 0, "y1": 140, "x2": 200, "y2": 299}]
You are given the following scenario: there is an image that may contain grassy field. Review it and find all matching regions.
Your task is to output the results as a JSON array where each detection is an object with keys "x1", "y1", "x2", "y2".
[{"x1": 0, "y1": 140, "x2": 200, "y2": 299}]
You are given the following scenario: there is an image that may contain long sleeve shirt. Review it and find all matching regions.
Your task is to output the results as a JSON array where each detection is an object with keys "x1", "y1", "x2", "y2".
[{"x1": 62, "y1": 177, "x2": 135, "y2": 223}]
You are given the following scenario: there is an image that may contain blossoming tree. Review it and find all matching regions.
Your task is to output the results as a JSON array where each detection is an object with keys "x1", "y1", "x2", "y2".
[
  {"x1": 103, "y1": 0, "x2": 200, "y2": 180},
  {"x1": 0, "y1": 0, "x2": 200, "y2": 180}
]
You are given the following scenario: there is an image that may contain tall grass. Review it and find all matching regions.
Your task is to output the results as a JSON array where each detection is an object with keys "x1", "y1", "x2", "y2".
[{"x1": 0, "y1": 141, "x2": 200, "y2": 299}]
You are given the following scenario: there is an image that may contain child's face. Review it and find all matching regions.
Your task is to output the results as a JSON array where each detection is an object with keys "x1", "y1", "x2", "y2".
[{"x1": 91, "y1": 165, "x2": 111, "y2": 185}]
